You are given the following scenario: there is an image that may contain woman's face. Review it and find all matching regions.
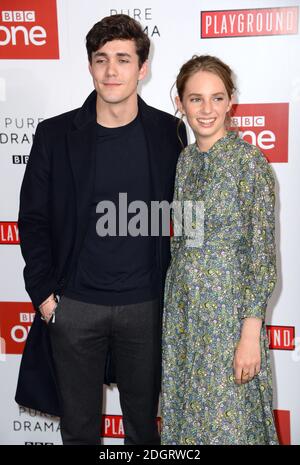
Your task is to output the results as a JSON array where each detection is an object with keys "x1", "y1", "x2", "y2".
[{"x1": 176, "y1": 70, "x2": 232, "y2": 149}]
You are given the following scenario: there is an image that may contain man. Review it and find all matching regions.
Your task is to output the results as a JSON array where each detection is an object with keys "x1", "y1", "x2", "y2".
[{"x1": 15, "y1": 14, "x2": 187, "y2": 445}]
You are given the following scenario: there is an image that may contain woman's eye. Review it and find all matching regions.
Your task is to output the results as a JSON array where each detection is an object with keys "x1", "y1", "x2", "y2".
[{"x1": 189, "y1": 97, "x2": 223, "y2": 103}]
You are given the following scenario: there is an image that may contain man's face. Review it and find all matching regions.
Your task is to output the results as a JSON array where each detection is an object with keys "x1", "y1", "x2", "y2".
[{"x1": 89, "y1": 39, "x2": 147, "y2": 105}]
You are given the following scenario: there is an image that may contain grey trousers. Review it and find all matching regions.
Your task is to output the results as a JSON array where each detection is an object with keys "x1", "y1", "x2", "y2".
[{"x1": 48, "y1": 295, "x2": 161, "y2": 445}]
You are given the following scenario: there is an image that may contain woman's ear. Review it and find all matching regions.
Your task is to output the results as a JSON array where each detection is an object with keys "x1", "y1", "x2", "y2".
[{"x1": 175, "y1": 96, "x2": 184, "y2": 116}]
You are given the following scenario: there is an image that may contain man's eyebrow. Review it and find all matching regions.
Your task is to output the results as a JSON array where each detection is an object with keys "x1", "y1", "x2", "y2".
[{"x1": 93, "y1": 51, "x2": 132, "y2": 58}]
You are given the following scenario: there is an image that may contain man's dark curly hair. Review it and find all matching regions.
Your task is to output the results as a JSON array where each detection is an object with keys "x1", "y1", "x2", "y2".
[{"x1": 86, "y1": 14, "x2": 150, "y2": 68}]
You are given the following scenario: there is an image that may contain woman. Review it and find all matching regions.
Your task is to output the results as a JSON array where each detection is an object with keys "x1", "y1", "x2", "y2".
[{"x1": 161, "y1": 55, "x2": 279, "y2": 445}]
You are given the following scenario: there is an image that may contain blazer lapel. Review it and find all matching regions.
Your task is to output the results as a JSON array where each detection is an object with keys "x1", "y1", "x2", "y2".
[
  {"x1": 138, "y1": 97, "x2": 166, "y2": 201},
  {"x1": 67, "y1": 122, "x2": 96, "y2": 222},
  {"x1": 67, "y1": 91, "x2": 97, "y2": 244}
]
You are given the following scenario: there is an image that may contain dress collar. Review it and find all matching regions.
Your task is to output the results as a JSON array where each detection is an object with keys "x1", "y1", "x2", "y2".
[{"x1": 193, "y1": 130, "x2": 238, "y2": 156}]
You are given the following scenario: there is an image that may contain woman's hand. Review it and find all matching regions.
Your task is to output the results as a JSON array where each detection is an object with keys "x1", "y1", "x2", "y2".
[{"x1": 233, "y1": 317, "x2": 262, "y2": 384}]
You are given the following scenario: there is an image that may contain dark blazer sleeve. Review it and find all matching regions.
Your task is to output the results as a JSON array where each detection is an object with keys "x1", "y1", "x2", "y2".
[{"x1": 18, "y1": 123, "x2": 59, "y2": 309}]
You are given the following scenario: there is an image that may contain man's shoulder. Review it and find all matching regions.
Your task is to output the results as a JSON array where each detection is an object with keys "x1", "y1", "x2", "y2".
[
  {"x1": 38, "y1": 107, "x2": 79, "y2": 132},
  {"x1": 146, "y1": 103, "x2": 176, "y2": 118},
  {"x1": 139, "y1": 97, "x2": 179, "y2": 126}
]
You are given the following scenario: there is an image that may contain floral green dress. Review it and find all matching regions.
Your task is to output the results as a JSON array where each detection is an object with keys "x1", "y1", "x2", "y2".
[{"x1": 161, "y1": 131, "x2": 279, "y2": 445}]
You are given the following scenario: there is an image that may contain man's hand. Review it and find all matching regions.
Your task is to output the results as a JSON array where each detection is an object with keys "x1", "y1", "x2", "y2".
[{"x1": 39, "y1": 294, "x2": 57, "y2": 324}]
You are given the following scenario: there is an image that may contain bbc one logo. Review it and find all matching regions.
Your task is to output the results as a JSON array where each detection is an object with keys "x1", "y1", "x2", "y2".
[
  {"x1": 230, "y1": 103, "x2": 289, "y2": 163},
  {"x1": 0, "y1": 0, "x2": 59, "y2": 59},
  {"x1": 0, "y1": 303, "x2": 35, "y2": 355}
]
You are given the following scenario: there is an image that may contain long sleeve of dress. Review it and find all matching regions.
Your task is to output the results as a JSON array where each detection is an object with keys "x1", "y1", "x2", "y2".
[
  {"x1": 239, "y1": 148, "x2": 277, "y2": 321},
  {"x1": 170, "y1": 148, "x2": 188, "y2": 257}
]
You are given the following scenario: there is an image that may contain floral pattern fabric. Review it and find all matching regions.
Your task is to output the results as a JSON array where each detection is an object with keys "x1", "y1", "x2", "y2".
[{"x1": 161, "y1": 131, "x2": 279, "y2": 445}]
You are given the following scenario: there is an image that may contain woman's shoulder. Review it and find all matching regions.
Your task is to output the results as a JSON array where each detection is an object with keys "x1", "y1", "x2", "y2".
[
  {"x1": 177, "y1": 143, "x2": 197, "y2": 164},
  {"x1": 175, "y1": 143, "x2": 197, "y2": 178},
  {"x1": 180, "y1": 142, "x2": 197, "y2": 157},
  {"x1": 232, "y1": 133, "x2": 274, "y2": 180}
]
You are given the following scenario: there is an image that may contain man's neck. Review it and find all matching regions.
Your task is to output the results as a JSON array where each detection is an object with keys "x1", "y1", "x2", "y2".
[{"x1": 96, "y1": 94, "x2": 138, "y2": 128}]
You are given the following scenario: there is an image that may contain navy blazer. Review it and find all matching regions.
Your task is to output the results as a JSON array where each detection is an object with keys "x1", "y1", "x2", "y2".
[{"x1": 15, "y1": 90, "x2": 187, "y2": 416}]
